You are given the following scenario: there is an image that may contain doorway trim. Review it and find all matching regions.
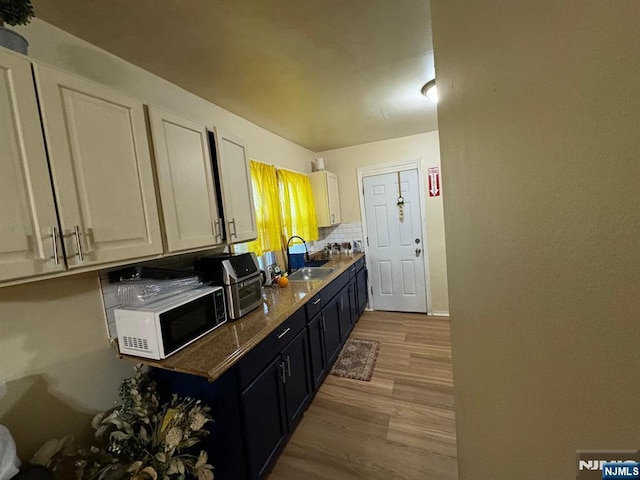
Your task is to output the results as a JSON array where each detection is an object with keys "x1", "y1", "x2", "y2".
[{"x1": 357, "y1": 158, "x2": 433, "y2": 314}]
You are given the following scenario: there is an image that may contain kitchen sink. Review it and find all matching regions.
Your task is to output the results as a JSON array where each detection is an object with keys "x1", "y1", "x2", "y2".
[
  {"x1": 304, "y1": 259, "x2": 329, "y2": 267},
  {"x1": 287, "y1": 267, "x2": 335, "y2": 281}
]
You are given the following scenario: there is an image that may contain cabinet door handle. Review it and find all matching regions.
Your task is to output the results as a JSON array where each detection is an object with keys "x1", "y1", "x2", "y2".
[
  {"x1": 313, "y1": 297, "x2": 322, "y2": 305},
  {"x1": 321, "y1": 314, "x2": 326, "y2": 332},
  {"x1": 66, "y1": 226, "x2": 84, "y2": 261},
  {"x1": 280, "y1": 362, "x2": 286, "y2": 384},
  {"x1": 277, "y1": 327, "x2": 291, "y2": 339},
  {"x1": 49, "y1": 226, "x2": 60, "y2": 265},
  {"x1": 214, "y1": 219, "x2": 221, "y2": 240},
  {"x1": 340, "y1": 298, "x2": 344, "y2": 312},
  {"x1": 229, "y1": 218, "x2": 237, "y2": 238},
  {"x1": 286, "y1": 356, "x2": 291, "y2": 378}
]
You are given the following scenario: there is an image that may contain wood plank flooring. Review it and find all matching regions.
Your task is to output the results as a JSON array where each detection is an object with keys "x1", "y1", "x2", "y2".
[{"x1": 268, "y1": 311, "x2": 459, "y2": 480}]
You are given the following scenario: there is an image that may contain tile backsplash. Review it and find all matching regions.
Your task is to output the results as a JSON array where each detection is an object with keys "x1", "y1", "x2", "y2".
[{"x1": 311, "y1": 222, "x2": 364, "y2": 252}]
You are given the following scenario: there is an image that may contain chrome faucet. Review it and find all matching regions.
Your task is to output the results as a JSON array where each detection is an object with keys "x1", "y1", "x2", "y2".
[{"x1": 286, "y1": 236, "x2": 310, "y2": 274}]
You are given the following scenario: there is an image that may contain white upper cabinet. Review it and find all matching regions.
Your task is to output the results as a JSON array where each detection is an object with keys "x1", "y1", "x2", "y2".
[
  {"x1": 0, "y1": 49, "x2": 65, "y2": 282},
  {"x1": 310, "y1": 170, "x2": 341, "y2": 227},
  {"x1": 147, "y1": 106, "x2": 223, "y2": 252},
  {"x1": 210, "y1": 127, "x2": 257, "y2": 243},
  {"x1": 33, "y1": 63, "x2": 162, "y2": 268}
]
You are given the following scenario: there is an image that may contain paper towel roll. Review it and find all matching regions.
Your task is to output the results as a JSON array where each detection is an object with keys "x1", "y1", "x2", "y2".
[{"x1": 316, "y1": 157, "x2": 326, "y2": 171}]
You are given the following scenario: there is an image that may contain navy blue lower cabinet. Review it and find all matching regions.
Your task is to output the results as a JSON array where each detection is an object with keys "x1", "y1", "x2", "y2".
[
  {"x1": 337, "y1": 287, "x2": 351, "y2": 342},
  {"x1": 152, "y1": 262, "x2": 362, "y2": 480},
  {"x1": 323, "y1": 295, "x2": 342, "y2": 367},
  {"x1": 307, "y1": 312, "x2": 327, "y2": 391},
  {"x1": 348, "y1": 277, "x2": 357, "y2": 330},
  {"x1": 356, "y1": 265, "x2": 368, "y2": 317},
  {"x1": 281, "y1": 328, "x2": 312, "y2": 428},
  {"x1": 241, "y1": 355, "x2": 288, "y2": 480},
  {"x1": 241, "y1": 327, "x2": 312, "y2": 480}
]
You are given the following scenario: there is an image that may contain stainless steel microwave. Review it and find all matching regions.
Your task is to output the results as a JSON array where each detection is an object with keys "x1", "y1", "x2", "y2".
[{"x1": 114, "y1": 286, "x2": 226, "y2": 360}]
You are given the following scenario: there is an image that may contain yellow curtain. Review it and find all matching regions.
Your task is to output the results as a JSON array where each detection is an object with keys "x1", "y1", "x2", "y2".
[
  {"x1": 277, "y1": 169, "x2": 319, "y2": 242},
  {"x1": 246, "y1": 161, "x2": 283, "y2": 256}
]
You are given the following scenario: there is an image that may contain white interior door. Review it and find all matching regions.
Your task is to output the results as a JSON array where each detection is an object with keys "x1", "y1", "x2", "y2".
[{"x1": 363, "y1": 169, "x2": 427, "y2": 312}]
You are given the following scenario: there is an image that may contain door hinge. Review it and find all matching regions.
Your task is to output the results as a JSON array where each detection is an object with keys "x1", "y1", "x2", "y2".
[
  {"x1": 370, "y1": 286, "x2": 373, "y2": 295},
  {"x1": 366, "y1": 237, "x2": 369, "y2": 246}
]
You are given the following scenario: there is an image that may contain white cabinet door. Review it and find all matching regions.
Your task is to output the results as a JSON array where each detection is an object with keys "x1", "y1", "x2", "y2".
[
  {"x1": 147, "y1": 106, "x2": 223, "y2": 252},
  {"x1": 310, "y1": 171, "x2": 341, "y2": 227},
  {"x1": 211, "y1": 128, "x2": 257, "y2": 243},
  {"x1": 0, "y1": 49, "x2": 65, "y2": 282},
  {"x1": 327, "y1": 172, "x2": 341, "y2": 225},
  {"x1": 34, "y1": 64, "x2": 162, "y2": 268}
]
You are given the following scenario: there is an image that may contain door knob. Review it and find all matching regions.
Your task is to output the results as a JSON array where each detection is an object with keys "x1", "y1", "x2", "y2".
[{"x1": 415, "y1": 247, "x2": 422, "y2": 257}]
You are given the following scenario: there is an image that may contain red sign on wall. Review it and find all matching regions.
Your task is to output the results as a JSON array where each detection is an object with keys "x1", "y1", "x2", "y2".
[{"x1": 428, "y1": 167, "x2": 440, "y2": 197}]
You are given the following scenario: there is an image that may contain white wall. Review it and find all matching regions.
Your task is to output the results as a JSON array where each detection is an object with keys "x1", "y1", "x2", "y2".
[
  {"x1": 431, "y1": 1, "x2": 640, "y2": 478},
  {"x1": 316, "y1": 131, "x2": 448, "y2": 314},
  {"x1": 1, "y1": 19, "x2": 313, "y2": 459}
]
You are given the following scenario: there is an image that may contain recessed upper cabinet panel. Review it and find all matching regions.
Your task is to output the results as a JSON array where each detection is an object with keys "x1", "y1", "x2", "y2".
[
  {"x1": 33, "y1": 64, "x2": 162, "y2": 268},
  {"x1": 210, "y1": 127, "x2": 257, "y2": 244},
  {"x1": 310, "y1": 171, "x2": 341, "y2": 227},
  {"x1": 0, "y1": 49, "x2": 65, "y2": 282},
  {"x1": 147, "y1": 106, "x2": 223, "y2": 252}
]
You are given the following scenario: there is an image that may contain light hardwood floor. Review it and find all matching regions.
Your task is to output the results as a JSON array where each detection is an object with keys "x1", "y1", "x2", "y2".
[{"x1": 268, "y1": 310, "x2": 459, "y2": 480}]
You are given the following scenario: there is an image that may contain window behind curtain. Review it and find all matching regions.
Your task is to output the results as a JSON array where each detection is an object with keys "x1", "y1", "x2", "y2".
[
  {"x1": 236, "y1": 163, "x2": 319, "y2": 256},
  {"x1": 243, "y1": 161, "x2": 282, "y2": 256},
  {"x1": 277, "y1": 169, "x2": 319, "y2": 243}
]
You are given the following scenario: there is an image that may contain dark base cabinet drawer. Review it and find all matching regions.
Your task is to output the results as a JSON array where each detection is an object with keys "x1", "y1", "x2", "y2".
[
  {"x1": 237, "y1": 307, "x2": 306, "y2": 388},
  {"x1": 321, "y1": 270, "x2": 350, "y2": 306},
  {"x1": 305, "y1": 292, "x2": 322, "y2": 319}
]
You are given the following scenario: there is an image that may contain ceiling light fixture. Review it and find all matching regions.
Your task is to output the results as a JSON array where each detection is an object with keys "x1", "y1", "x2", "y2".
[{"x1": 421, "y1": 79, "x2": 438, "y2": 103}]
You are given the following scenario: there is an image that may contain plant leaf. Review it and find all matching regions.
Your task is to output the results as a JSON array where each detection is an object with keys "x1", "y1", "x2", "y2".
[
  {"x1": 110, "y1": 431, "x2": 130, "y2": 441},
  {"x1": 127, "y1": 461, "x2": 143, "y2": 473},
  {"x1": 141, "y1": 467, "x2": 158, "y2": 480},
  {"x1": 197, "y1": 469, "x2": 214, "y2": 480},
  {"x1": 166, "y1": 460, "x2": 179, "y2": 475},
  {"x1": 91, "y1": 412, "x2": 107, "y2": 429},
  {"x1": 30, "y1": 438, "x2": 61, "y2": 467}
]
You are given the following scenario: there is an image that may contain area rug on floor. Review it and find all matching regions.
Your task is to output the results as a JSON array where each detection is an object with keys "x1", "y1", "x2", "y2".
[{"x1": 330, "y1": 338, "x2": 380, "y2": 382}]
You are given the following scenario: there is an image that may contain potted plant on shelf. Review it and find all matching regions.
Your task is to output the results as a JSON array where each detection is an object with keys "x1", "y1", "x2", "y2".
[{"x1": 0, "y1": 0, "x2": 35, "y2": 55}]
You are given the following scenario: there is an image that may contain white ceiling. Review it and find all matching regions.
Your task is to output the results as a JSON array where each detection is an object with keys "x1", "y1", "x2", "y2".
[{"x1": 33, "y1": 0, "x2": 437, "y2": 152}]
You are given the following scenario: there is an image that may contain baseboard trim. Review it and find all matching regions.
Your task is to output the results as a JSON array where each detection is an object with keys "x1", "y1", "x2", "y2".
[{"x1": 430, "y1": 310, "x2": 450, "y2": 317}]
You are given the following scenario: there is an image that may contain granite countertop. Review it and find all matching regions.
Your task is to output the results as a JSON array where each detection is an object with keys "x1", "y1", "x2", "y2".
[{"x1": 120, "y1": 253, "x2": 364, "y2": 381}]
